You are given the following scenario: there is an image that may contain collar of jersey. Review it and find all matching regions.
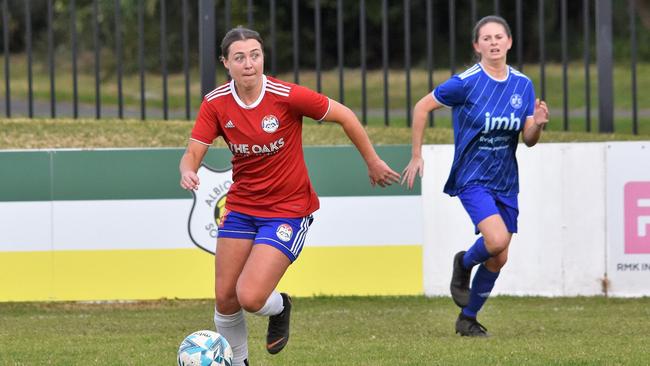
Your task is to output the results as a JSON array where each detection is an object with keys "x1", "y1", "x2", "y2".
[
  {"x1": 477, "y1": 63, "x2": 510, "y2": 83},
  {"x1": 230, "y1": 74, "x2": 267, "y2": 109}
]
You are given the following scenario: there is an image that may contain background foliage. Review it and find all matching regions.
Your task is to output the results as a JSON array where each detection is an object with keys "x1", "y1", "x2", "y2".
[{"x1": 1, "y1": 0, "x2": 649, "y2": 77}]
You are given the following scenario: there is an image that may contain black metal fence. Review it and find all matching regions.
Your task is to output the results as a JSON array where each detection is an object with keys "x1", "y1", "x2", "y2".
[{"x1": 0, "y1": 0, "x2": 645, "y2": 134}]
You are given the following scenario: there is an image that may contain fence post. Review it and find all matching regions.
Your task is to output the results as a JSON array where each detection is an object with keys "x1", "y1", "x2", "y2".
[
  {"x1": 3, "y1": 0, "x2": 10, "y2": 118},
  {"x1": 199, "y1": 0, "x2": 216, "y2": 98},
  {"x1": 596, "y1": 0, "x2": 614, "y2": 133}
]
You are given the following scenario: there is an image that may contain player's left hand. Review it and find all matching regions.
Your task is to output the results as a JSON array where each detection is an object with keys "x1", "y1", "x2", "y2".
[
  {"x1": 367, "y1": 159, "x2": 401, "y2": 188},
  {"x1": 400, "y1": 156, "x2": 424, "y2": 190},
  {"x1": 534, "y1": 98, "x2": 549, "y2": 128}
]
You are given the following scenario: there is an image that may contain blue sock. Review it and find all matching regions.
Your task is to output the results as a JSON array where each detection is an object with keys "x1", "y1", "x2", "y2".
[
  {"x1": 462, "y1": 237, "x2": 491, "y2": 269},
  {"x1": 462, "y1": 264, "x2": 499, "y2": 318}
]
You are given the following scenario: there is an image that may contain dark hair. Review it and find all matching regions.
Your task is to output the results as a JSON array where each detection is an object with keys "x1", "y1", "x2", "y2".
[
  {"x1": 471, "y1": 15, "x2": 512, "y2": 62},
  {"x1": 472, "y1": 15, "x2": 512, "y2": 43},
  {"x1": 220, "y1": 26, "x2": 264, "y2": 60}
]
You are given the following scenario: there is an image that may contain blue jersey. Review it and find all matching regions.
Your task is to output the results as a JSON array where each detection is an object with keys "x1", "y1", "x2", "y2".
[{"x1": 433, "y1": 63, "x2": 535, "y2": 196}]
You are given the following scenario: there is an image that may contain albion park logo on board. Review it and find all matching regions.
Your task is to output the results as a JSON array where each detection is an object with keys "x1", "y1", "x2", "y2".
[{"x1": 188, "y1": 163, "x2": 233, "y2": 254}]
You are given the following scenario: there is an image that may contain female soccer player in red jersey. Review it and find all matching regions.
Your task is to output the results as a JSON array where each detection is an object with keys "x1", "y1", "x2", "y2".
[{"x1": 179, "y1": 26, "x2": 400, "y2": 366}]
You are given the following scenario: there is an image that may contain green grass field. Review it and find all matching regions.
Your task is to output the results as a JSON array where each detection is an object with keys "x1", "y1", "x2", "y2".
[{"x1": 1, "y1": 296, "x2": 649, "y2": 365}]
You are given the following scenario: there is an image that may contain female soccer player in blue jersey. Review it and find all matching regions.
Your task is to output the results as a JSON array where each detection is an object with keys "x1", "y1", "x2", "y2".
[{"x1": 402, "y1": 15, "x2": 549, "y2": 337}]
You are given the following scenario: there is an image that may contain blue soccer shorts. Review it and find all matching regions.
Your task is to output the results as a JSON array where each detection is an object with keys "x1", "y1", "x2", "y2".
[
  {"x1": 457, "y1": 185, "x2": 519, "y2": 235},
  {"x1": 216, "y1": 209, "x2": 314, "y2": 262}
]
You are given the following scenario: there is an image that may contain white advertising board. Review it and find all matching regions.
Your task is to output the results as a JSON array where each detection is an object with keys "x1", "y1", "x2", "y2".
[
  {"x1": 606, "y1": 141, "x2": 650, "y2": 296},
  {"x1": 423, "y1": 143, "x2": 607, "y2": 296}
]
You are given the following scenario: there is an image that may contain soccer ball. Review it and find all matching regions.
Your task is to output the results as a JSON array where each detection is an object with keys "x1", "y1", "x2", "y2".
[{"x1": 177, "y1": 330, "x2": 234, "y2": 366}]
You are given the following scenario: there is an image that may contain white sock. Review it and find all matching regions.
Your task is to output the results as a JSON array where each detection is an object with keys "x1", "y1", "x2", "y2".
[
  {"x1": 253, "y1": 290, "x2": 284, "y2": 316},
  {"x1": 214, "y1": 309, "x2": 248, "y2": 366}
]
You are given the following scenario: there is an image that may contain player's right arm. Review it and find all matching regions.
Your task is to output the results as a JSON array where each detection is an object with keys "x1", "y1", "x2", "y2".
[
  {"x1": 401, "y1": 94, "x2": 443, "y2": 190},
  {"x1": 180, "y1": 98, "x2": 221, "y2": 191},
  {"x1": 179, "y1": 140, "x2": 209, "y2": 191}
]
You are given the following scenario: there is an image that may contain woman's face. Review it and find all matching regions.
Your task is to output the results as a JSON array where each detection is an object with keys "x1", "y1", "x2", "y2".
[
  {"x1": 222, "y1": 38, "x2": 264, "y2": 89},
  {"x1": 473, "y1": 22, "x2": 512, "y2": 63}
]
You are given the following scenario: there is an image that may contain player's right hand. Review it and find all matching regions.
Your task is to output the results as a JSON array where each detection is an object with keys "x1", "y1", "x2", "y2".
[
  {"x1": 367, "y1": 159, "x2": 401, "y2": 188},
  {"x1": 180, "y1": 171, "x2": 200, "y2": 190},
  {"x1": 401, "y1": 156, "x2": 423, "y2": 190}
]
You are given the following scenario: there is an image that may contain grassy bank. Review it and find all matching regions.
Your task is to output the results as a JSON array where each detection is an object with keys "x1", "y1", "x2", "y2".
[
  {"x1": 0, "y1": 118, "x2": 648, "y2": 150},
  {"x1": 1, "y1": 53, "x2": 648, "y2": 132}
]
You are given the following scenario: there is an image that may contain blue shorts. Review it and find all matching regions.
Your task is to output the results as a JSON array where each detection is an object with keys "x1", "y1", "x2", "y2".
[
  {"x1": 217, "y1": 210, "x2": 314, "y2": 262},
  {"x1": 457, "y1": 185, "x2": 519, "y2": 235}
]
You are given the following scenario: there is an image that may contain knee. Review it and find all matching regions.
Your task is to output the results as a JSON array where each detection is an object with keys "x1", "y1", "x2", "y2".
[
  {"x1": 236, "y1": 288, "x2": 266, "y2": 313},
  {"x1": 215, "y1": 291, "x2": 240, "y2": 314},
  {"x1": 484, "y1": 231, "x2": 510, "y2": 255},
  {"x1": 486, "y1": 251, "x2": 508, "y2": 271}
]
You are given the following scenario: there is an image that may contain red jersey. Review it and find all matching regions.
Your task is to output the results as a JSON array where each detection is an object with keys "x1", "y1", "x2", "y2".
[{"x1": 191, "y1": 75, "x2": 330, "y2": 218}]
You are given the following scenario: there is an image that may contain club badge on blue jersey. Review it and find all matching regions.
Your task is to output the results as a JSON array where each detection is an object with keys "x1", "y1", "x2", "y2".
[{"x1": 510, "y1": 94, "x2": 523, "y2": 109}]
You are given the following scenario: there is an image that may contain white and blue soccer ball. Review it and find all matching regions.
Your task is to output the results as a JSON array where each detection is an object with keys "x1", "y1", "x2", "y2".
[{"x1": 177, "y1": 330, "x2": 233, "y2": 366}]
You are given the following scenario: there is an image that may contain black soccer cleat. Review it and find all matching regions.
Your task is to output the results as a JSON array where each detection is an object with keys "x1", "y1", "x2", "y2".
[
  {"x1": 450, "y1": 251, "x2": 471, "y2": 308},
  {"x1": 455, "y1": 312, "x2": 489, "y2": 337},
  {"x1": 266, "y1": 293, "x2": 292, "y2": 354},
  {"x1": 243, "y1": 359, "x2": 249, "y2": 366}
]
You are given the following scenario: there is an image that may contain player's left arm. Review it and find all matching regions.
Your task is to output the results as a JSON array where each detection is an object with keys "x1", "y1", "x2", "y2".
[
  {"x1": 522, "y1": 98, "x2": 549, "y2": 147},
  {"x1": 322, "y1": 99, "x2": 401, "y2": 187}
]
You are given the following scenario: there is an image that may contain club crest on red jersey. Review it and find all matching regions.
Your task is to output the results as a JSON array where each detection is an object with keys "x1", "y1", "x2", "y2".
[
  {"x1": 261, "y1": 115, "x2": 280, "y2": 133},
  {"x1": 187, "y1": 163, "x2": 233, "y2": 254}
]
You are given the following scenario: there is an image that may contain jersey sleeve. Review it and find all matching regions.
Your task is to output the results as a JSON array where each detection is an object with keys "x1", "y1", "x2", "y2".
[
  {"x1": 288, "y1": 84, "x2": 330, "y2": 121},
  {"x1": 525, "y1": 80, "x2": 536, "y2": 118},
  {"x1": 190, "y1": 99, "x2": 221, "y2": 145},
  {"x1": 433, "y1": 76, "x2": 466, "y2": 108}
]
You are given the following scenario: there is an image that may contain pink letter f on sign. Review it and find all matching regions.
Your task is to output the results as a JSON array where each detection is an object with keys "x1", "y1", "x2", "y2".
[{"x1": 624, "y1": 182, "x2": 650, "y2": 254}]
